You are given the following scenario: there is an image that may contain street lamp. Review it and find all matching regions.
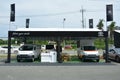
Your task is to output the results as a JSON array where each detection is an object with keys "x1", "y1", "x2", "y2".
[{"x1": 63, "y1": 18, "x2": 66, "y2": 28}]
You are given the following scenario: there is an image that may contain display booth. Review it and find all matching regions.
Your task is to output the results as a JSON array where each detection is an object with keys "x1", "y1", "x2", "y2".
[{"x1": 6, "y1": 28, "x2": 108, "y2": 63}]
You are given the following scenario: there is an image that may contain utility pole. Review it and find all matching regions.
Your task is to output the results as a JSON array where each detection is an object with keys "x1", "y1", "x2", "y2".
[{"x1": 80, "y1": 6, "x2": 86, "y2": 28}]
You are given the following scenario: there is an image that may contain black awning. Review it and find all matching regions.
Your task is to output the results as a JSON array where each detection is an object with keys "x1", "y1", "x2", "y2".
[{"x1": 9, "y1": 31, "x2": 108, "y2": 38}]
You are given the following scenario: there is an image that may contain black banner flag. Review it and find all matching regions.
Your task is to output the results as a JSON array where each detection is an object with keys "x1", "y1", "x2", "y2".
[
  {"x1": 26, "y1": 19, "x2": 30, "y2": 28},
  {"x1": 106, "y1": 4, "x2": 113, "y2": 21},
  {"x1": 10, "y1": 4, "x2": 15, "y2": 22},
  {"x1": 89, "y1": 19, "x2": 93, "y2": 28}
]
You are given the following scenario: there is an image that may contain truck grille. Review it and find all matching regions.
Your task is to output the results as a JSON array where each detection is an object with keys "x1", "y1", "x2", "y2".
[
  {"x1": 88, "y1": 54, "x2": 96, "y2": 57},
  {"x1": 18, "y1": 55, "x2": 29, "y2": 58}
]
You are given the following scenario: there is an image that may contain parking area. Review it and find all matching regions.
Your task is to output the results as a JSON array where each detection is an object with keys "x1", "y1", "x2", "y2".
[
  {"x1": 0, "y1": 49, "x2": 110, "y2": 63},
  {"x1": 0, "y1": 45, "x2": 120, "y2": 80},
  {"x1": 1, "y1": 50, "x2": 120, "y2": 65}
]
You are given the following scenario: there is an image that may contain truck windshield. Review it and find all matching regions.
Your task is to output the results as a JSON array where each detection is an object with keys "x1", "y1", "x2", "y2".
[
  {"x1": 83, "y1": 46, "x2": 96, "y2": 50},
  {"x1": 19, "y1": 45, "x2": 34, "y2": 51},
  {"x1": 46, "y1": 45, "x2": 54, "y2": 50}
]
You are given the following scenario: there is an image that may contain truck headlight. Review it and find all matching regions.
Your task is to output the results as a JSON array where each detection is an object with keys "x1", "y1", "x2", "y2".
[
  {"x1": 96, "y1": 53, "x2": 100, "y2": 56},
  {"x1": 83, "y1": 52, "x2": 88, "y2": 56}
]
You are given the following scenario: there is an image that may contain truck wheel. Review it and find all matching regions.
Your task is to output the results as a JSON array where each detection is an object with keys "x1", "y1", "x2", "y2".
[
  {"x1": 77, "y1": 54, "x2": 81, "y2": 59},
  {"x1": 37, "y1": 55, "x2": 41, "y2": 62},
  {"x1": 116, "y1": 57, "x2": 120, "y2": 63},
  {"x1": 31, "y1": 58, "x2": 34, "y2": 62},
  {"x1": 96, "y1": 59, "x2": 99, "y2": 62},
  {"x1": 82, "y1": 58, "x2": 85, "y2": 62},
  {"x1": 17, "y1": 59, "x2": 20, "y2": 62}
]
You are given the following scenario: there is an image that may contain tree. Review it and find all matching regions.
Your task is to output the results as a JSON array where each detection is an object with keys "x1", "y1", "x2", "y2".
[
  {"x1": 108, "y1": 22, "x2": 115, "y2": 42},
  {"x1": 97, "y1": 19, "x2": 104, "y2": 30},
  {"x1": 0, "y1": 39, "x2": 4, "y2": 45},
  {"x1": 96, "y1": 19, "x2": 104, "y2": 46}
]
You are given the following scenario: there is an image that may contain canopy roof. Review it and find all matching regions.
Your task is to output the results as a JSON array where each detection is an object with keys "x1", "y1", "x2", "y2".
[
  {"x1": 9, "y1": 28, "x2": 108, "y2": 38},
  {"x1": 16, "y1": 28, "x2": 101, "y2": 32}
]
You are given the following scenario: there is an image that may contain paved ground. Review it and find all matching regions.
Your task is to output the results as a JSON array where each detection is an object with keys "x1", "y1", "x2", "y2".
[
  {"x1": 0, "y1": 50, "x2": 119, "y2": 80},
  {"x1": 0, "y1": 62, "x2": 120, "y2": 80}
]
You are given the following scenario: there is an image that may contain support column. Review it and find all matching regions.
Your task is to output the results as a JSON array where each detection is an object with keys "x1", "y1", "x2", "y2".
[
  {"x1": 5, "y1": 31, "x2": 11, "y2": 63},
  {"x1": 56, "y1": 37, "x2": 62, "y2": 63},
  {"x1": 77, "y1": 40, "x2": 80, "y2": 48},
  {"x1": 105, "y1": 37, "x2": 109, "y2": 63}
]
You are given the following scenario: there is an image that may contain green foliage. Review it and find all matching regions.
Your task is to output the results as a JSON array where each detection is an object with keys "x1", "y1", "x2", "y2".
[
  {"x1": 34, "y1": 40, "x2": 48, "y2": 45},
  {"x1": 0, "y1": 39, "x2": 4, "y2": 45},
  {"x1": 71, "y1": 44, "x2": 77, "y2": 49},
  {"x1": 94, "y1": 38, "x2": 105, "y2": 49},
  {"x1": 0, "y1": 39, "x2": 7, "y2": 45},
  {"x1": 97, "y1": 19, "x2": 104, "y2": 30},
  {"x1": 94, "y1": 38, "x2": 114, "y2": 49},
  {"x1": 70, "y1": 55, "x2": 79, "y2": 61},
  {"x1": 108, "y1": 22, "x2": 116, "y2": 42}
]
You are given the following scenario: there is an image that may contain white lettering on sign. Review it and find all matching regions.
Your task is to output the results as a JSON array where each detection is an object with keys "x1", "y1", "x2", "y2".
[{"x1": 12, "y1": 32, "x2": 30, "y2": 36}]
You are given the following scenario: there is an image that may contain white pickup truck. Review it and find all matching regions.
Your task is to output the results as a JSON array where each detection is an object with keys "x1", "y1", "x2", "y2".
[
  {"x1": 17, "y1": 44, "x2": 41, "y2": 62},
  {"x1": 77, "y1": 46, "x2": 100, "y2": 62}
]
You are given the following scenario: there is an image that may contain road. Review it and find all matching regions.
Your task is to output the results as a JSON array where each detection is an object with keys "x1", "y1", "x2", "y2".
[{"x1": 0, "y1": 62, "x2": 120, "y2": 80}]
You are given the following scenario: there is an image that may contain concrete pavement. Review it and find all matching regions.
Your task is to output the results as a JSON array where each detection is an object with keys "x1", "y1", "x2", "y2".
[{"x1": 0, "y1": 62, "x2": 120, "y2": 80}]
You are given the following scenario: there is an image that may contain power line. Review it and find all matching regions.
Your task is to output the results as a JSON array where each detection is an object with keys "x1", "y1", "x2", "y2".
[
  {"x1": 0, "y1": 10, "x2": 80, "y2": 18},
  {"x1": 0, "y1": 10, "x2": 105, "y2": 18},
  {"x1": 0, "y1": 9, "x2": 119, "y2": 18},
  {"x1": 20, "y1": 10, "x2": 80, "y2": 17}
]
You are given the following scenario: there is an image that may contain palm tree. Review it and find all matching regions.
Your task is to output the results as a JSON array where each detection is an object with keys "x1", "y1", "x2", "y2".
[
  {"x1": 97, "y1": 19, "x2": 104, "y2": 31},
  {"x1": 96, "y1": 19, "x2": 104, "y2": 46},
  {"x1": 108, "y1": 22, "x2": 115, "y2": 42}
]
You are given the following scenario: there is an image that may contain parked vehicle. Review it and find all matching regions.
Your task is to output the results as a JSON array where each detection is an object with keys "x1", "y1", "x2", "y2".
[
  {"x1": 64, "y1": 45, "x2": 72, "y2": 49},
  {"x1": 0, "y1": 45, "x2": 19, "y2": 54},
  {"x1": 103, "y1": 48, "x2": 120, "y2": 63},
  {"x1": 41, "y1": 45, "x2": 46, "y2": 50},
  {"x1": 17, "y1": 44, "x2": 41, "y2": 62},
  {"x1": 77, "y1": 46, "x2": 100, "y2": 62}
]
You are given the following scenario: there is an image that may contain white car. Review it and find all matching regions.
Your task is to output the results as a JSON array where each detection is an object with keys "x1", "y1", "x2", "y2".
[
  {"x1": 0, "y1": 46, "x2": 19, "y2": 54},
  {"x1": 17, "y1": 44, "x2": 41, "y2": 62}
]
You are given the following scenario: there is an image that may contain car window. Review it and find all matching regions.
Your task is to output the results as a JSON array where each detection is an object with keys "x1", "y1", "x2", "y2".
[
  {"x1": 115, "y1": 48, "x2": 120, "y2": 54},
  {"x1": 1, "y1": 46, "x2": 13, "y2": 49},
  {"x1": 46, "y1": 45, "x2": 54, "y2": 50},
  {"x1": 19, "y1": 45, "x2": 34, "y2": 51},
  {"x1": 109, "y1": 49, "x2": 115, "y2": 53},
  {"x1": 83, "y1": 46, "x2": 96, "y2": 50}
]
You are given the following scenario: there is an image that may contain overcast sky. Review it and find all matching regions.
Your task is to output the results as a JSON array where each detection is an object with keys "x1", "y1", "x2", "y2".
[{"x1": 0, "y1": 0, "x2": 120, "y2": 38}]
